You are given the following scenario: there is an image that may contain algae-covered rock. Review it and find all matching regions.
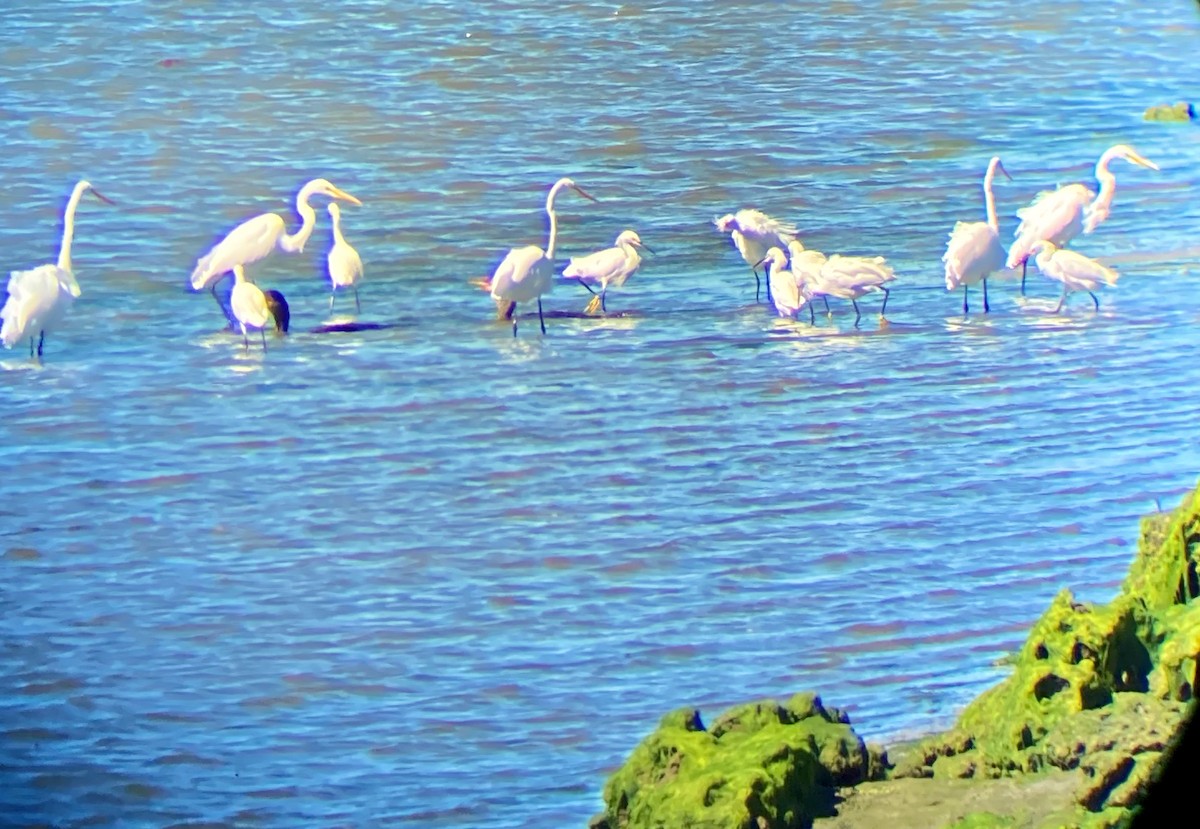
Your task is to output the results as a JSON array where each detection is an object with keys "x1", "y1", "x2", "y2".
[
  {"x1": 599, "y1": 692, "x2": 881, "y2": 829},
  {"x1": 1142, "y1": 101, "x2": 1196, "y2": 122}
]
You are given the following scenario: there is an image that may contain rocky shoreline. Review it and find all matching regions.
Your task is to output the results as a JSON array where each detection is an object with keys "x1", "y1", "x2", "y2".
[{"x1": 590, "y1": 483, "x2": 1200, "y2": 828}]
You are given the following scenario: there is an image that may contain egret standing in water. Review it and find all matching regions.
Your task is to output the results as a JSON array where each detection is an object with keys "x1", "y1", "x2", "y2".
[
  {"x1": 813, "y1": 253, "x2": 897, "y2": 326},
  {"x1": 943, "y1": 156, "x2": 1013, "y2": 314},
  {"x1": 753, "y1": 247, "x2": 802, "y2": 319},
  {"x1": 714, "y1": 209, "x2": 799, "y2": 303},
  {"x1": 1006, "y1": 144, "x2": 1158, "y2": 293},
  {"x1": 190, "y1": 178, "x2": 362, "y2": 318},
  {"x1": 1, "y1": 179, "x2": 114, "y2": 358},
  {"x1": 230, "y1": 265, "x2": 272, "y2": 349},
  {"x1": 326, "y1": 202, "x2": 364, "y2": 314},
  {"x1": 488, "y1": 177, "x2": 599, "y2": 336},
  {"x1": 562, "y1": 229, "x2": 653, "y2": 315},
  {"x1": 1027, "y1": 241, "x2": 1119, "y2": 313},
  {"x1": 786, "y1": 239, "x2": 830, "y2": 320}
]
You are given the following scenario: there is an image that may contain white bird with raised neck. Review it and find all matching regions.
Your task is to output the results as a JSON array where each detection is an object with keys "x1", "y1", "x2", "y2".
[
  {"x1": 488, "y1": 176, "x2": 599, "y2": 336},
  {"x1": 326, "y1": 202, "x2": 364, "y2": 314},
  {"x1": 1006, "y1": 144, "x2": 1158, "y2": 292},
  {"x1": 562, "y1": 229, "x2": 653, "y2": 315},
  {"x1": 943, "y1": 156, "x2": 1013, "y2": 314},
  {"x1": 1, "y1": 179, "x2": 114, "y2": 358},
  {"x1": 229, "y1": 265, "x2": 272, "y2": 349}
]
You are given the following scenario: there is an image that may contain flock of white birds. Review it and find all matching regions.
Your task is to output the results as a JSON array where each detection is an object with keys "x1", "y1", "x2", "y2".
[{"x1": 0, "y1": 142, "x2": 1160, "y2": 357}]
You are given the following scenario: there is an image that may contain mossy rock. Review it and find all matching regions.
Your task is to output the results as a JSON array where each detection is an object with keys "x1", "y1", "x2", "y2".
[
  {"x1": 1142, "y1": 101, "x2": 1196, "y2": 122},
  {"x1": 600, "y1": 693, "x2": 879, "y2": 829}
]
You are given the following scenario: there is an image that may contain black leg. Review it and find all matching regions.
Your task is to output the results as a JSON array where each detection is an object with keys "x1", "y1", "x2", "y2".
[
  {"x1": 211, "y1": 282, "x2": 235, "y2": 329},
  {"x1": 578, "y1": 281, "x2": 597, "y2": 296},
  {"x1": 852, "y1": 299, "x2": 862, "y2": 327},
  {"x1": 880, "y1": 287, "x2": 890, "y2": 318},
  {"x1": 511, "y1": 304, "x2": 519, "y2": 337},
  {"x1": 36, "y1": 331, "x2": 44, "y2": 357},
  {"x1": 600, "y1": 290, "x2": 607, "y2": 314},
  {"x1": 963, "y1": 286, "x2": 969, "y2": 315},
  {"x1": 808, "y1": 302, "x2": 815, "y2": 325},
  {"x1": 537, "y1": 298, "x2": 546, "y2": 335},
  {"x1": 354, "y1": 288, "x2": 361, "y2": 314},
  {"x1": 1054, "y1": 287, "x2": 1067, "y2": 314},
  {"x1": 753, "y1": 269, "x2": 762, "y2": 303},
  {"x1": 823, "y1": 296, "x2": 831, "y2": 314},
  {"x1": 983, "y1": 278, "x2": 990, "y2": 313},
  {"x1": 764, "y1": 270, "x2": 773, "y2": 304},
  {"x1": 28, "y1": 337, "x2": 34, "y2": 358},
  {"x1": 260, "y1": 328, "x2": 267, "y2": 349},
  {"x1": 1089, "y1": 291, "x2": 1100, "y2": 311},
  {"x1": 330, "y1": 291, "x2": 336, "y2": 314},
  {"x1": 1020, "y1": 260, "x2": 1027, "y2": 296}
]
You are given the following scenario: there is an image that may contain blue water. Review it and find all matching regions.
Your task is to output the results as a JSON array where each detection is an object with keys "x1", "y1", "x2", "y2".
[{"x1": 3, "y1": 1, "x2": 1200, "y2": 826}]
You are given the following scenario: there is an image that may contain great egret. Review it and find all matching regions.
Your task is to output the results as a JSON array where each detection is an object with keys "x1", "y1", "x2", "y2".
[
  {"x1": 1027, "y1": 240, "x2": 1119, "y2": 313},
  {"x1": 190, "y1": 178, "x2": 362, "y2": 315},
  {"x1": 1006, "y1": 145, "x2": 1158, "y2": 293},
  {"x1": 326, "y1": 203, "x2": 364, "y2": 314},
  {"x1": 714, "y1": 209, "x2": 799, "y2": 303},
  {"x1": 488, "y1": 176, "x2": 598, "y2": 336},
  {"x1": 1, "y1": 180, "x2": 114, "y2": 358},
  {"x1": 230, "y1": 265, "x2": 271, "y2": 349},
  {"x1": 943, "y1": 156, "x2": 1013, "y2": 314},
  {"x1": 562, "y1": 229, "x2": 654, "y2": 315},
  {"x1": 812, "y1": 254, "x2": 897, "y2": 326},
  {"x1": 753, "y1": 247, "x2": 802, "y2": 319}
]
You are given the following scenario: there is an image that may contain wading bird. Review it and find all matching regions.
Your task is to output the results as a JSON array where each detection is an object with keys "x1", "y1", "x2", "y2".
[
  {"x1": 813, "y1": 254, "x2": 897, "y2": 326},
  {"x1": 753, "y1": 247, "x2": 802, "y2": 318},
  {"x1": 786, "y1": 239, "x2": 830, "y2": 320},
  {"x1": 326, "y1": 202, "x2": 364, "y2": 314},
  {"x1": 714, "y1": 209, "x2": 799, "y2": 303},
  {"x1": 190, "y1": 178, "x2": 362, "y2": 317},
  {"x1": 1, "y1": 179, "x2": 114, "y2": 358},
  {"x1": 1006, "y1": 145, "x2": 1158, "y2": 293},
  {"x1": 562, "y1": 229, "x2": 653, "y2": 315},
  {"x1": 230, "y1": 265, "x2": 271, "y2": 349},
  {"x1": 1027, "y1": 240, "x2": 1119, "y2": 313},
  {"x1": 488, "y1": 177, "x2": 598, "y2": 336},
  {"x1": 943, "y1": 156, "x2": 1013, "y2": 314}
]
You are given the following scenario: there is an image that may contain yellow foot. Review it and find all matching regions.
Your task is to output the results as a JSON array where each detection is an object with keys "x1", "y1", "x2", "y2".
[{"x1": 584, "y1": 295, "x2": 602, "y2": 315}]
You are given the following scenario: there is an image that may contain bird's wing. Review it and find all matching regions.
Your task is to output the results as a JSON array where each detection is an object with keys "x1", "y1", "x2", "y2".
[
  {"x1": 191, "y1": 212, "x2": 287, "y2": 290},
  {"x1": 562, "y1": 246, "x2": 626, "y2": 284},
  {"x1": 489, "y1": 245, "x2": 547, "y2": 301},
  {"x1": 230, "y1": 282, "x2": 271, "y2": 328},
  {"x1": 1048, "y1": 249, "x2": 1120, "y2": 287},
  {"x1": 943, "y1": 221, "x2": 1006, "y2": 289},
  {"x1": 1007, "y1": 185, "x2": 1092, "y2": 268},
  {"x1": 1, "y1": 266, "x2": 64, "y2": 347},
  {"x1": 790, "y1": 250, "x2": 827, "y2": 283},
  {"x1": 768, "y1": 268, "x2": 801, "y2": 314},
  {"x1": 735, "y1": 209, "x2": 799, "y2": 242}
]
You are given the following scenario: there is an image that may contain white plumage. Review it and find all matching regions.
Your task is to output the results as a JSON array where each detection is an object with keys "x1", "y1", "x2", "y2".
[
  {"x1": 755, "y1": 247, "x2": 801, "y2": 319},
  {"x1": 229, "y1": 265, "x2": 272, "y2": 348},
  {"x1": 808, "y1": 254, "x2": 897, "y2": 326},
  {"x1": 714, "y1": 209, "x2": 799, "y2": 302},
  {"x1": 326, "y1": 202, "x2": 364, "y2": 314},
  {"x1": 562, "y1": 229, "x2": 652, "y2": 314},
  {"x1": 943, "y1": 156, "x2": 1012, "y2": 314},
  {"x1": 1028, "y1": 241, "x2": 1119, "y2": 313}
]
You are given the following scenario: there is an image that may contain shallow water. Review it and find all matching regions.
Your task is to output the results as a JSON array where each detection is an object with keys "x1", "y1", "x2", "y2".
[{"x1": 2, "y1": 1, "x2": 1200, "y2": 826}]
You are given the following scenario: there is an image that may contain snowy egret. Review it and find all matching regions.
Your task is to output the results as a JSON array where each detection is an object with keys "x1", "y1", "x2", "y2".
[
  {"x1": 786, "y1": 239, "x2": 830, "y2": 320},
  {"x1": 753, "y1": 247, "x2": 801, "y2": 318},
  {"x1": 714, "y1": 209, "x2": 799, "y2": 303},
  {"x1": 812, "y1": 254, "x2": 897, "y2": 326},
  {"x1": 1006, "y1": 145, "x2": 1158, "y2": 293},
  {"x1": 943, "y1": 157, "x2": 1013, "y2": 314},
  {"x1": 562, "y1": 229, "x2": 653, "y2": 315},
  {"x1": 190, "y1": 178, "x2": 362, "y2": 315},
  {"x1": 326, "y1": 202, "x2": 364, "y2": 314},
  {"x1": 488, "y1": 177, "x2": 598, "y2": 336},
  {"x1": 230, "y1": 265, "x2": 272, "y2": 349},
  {"x1": 1, "y1": 180, "x2": 114, "y2": 358},
  {"x1": 1027, "y1": 240, "x2": 1119, "y2": 313}
]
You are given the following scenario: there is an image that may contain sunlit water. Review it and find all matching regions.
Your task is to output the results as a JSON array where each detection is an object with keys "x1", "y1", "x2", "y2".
[{"x1": 3, "y1": 1, "x2": 1200, "y2": 826}]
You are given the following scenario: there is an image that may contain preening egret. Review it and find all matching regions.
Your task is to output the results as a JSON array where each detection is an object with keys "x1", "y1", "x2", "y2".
[
  {"x1": 1, "y1": 180, "x2": 114, "y2": 358},
  {"x1": 812, "y1": 254, "x2": 897, "y2": 326},
  {"x1": 786, "y1": 239, "x2": 830, "y2": 321},
  {"x1": 943, "y1": 156, "x2": 1013, "y2": 314},
  {"x1": 1006, "y1": 144, "x2": 1158, "y2": 293},
  {"x1": 190, "y1": 178, "x2": 362, "y2": 316},
  {"x1": 230, "y1": 265, "x2": 272, "y2": 349},
  {"x1": 326, "y1": 203, "x2": 364, "y2": 314},
  {"x1": 562, "y1": 229, "x2": 653, "y2": 315},
  {"x1": 488, "y1": 177, "x2": 598, "y2": 336},
  {"x1": 753, "y1": 247, "x2": 801, "y2": 318},
  {"x1": 1027, "y1": 240, "x2": 1119, "y2": 313},
  {"x1": 714, "y1": 209, "x2": 798, "y2": 303}
]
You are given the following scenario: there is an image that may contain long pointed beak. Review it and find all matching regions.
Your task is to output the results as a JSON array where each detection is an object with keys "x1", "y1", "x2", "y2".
[
  {"x1": 753, "y1": 255, "x2": 769, "y2": 270},
  {"x1": 1131, "y1": 152, "x2": 1160, "y2": 171},
  {"x1": 469, "y1": 276, "x2": 494, "y2": 292},
  {"x1": 636, "y1": 241, "x2": 657, "y2": 255},
  {"x1": 331, "y1": 186, "x2": 363, "y2": 206},
  {"x1": 997, "y1": 161, "x2": 1014, "y2": 182},
  {"x1": 89, "y1": 187, "x2": 116, "y2": 205},
  {"x1": 571, "y1": 185, "x2": 599, "y2": 203}
]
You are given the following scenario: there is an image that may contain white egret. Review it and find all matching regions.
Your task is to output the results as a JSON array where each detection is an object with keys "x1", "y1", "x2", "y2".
[
  {"x1": 1, "y1": 180, "x2": 114, "y2": 358},
  {"x1": 190, "y1": 178, "x2": 362, "y2": 316},
  {"x1": 943, "y1": 156, "x2": 1013, "y2": 314},
  {"x1": 714, "y1": 209, "x2": 799, "y2": 303},
  {"x1": 753, "y1": 247, "x2": 801, "y2": 319},
  {"x1": 812, "y1": 254, "x2": 897, "y2": 326},
  {"x1": 230, "y1": 265, "x2": 272, "y2": 349},
  {"x1": 488, "y1": 176, "x2": 598, "y2": 336},
  {"x1": 1027, "y1": 241, "x2": 1119, "y2": 313},
  {"x1": 326, "y1": 202, "x2": 364, "y2": 314},
  {"x1": 562, "y1": 229, "x2": 654, "y2": 315},
  {"x1": 786, "y1": 239, "x2": 830, "y2": 321},
  {"x1": 1006, "y1": 144, "x2": 1158, "y2": 293}
]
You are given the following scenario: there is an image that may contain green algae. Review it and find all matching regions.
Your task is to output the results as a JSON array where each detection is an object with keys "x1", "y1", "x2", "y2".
[{"x1": 1142, "y1": 101, "x2": 1196, "y2": 122}]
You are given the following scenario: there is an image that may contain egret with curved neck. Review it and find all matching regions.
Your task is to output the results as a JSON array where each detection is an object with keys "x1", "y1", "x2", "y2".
[
  {"x1": 1006, "y1": 144, "x2": 1157, "y2": 294},
  {"x1": 487, "y1": 176, "x2": 599, "y2": 336},
  {"x1": 943, "y1": 156, "x2": 1013, "y2": 314},
  {"x1": 190, "y1": 178, "x2": 362, "y2": 320},
  {"x1": 1, "y1": 179, "x2": 113, "y2": 358}
]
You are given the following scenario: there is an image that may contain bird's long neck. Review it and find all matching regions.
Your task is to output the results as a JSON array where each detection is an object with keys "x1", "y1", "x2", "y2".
[
  {"x1": 232, "y1": 264, "x2": 248, "y2": 284},
  {"x1": 56, "y1": 183, "x2": 87, "y2": 272},
  {"x1": 983, "y1": 163, "x2": 1000, "y2": 233},
  {"x1": 544, "y1": 180, "x2": 568, "y2": 260},
  {"x1": 331, "y1": 211, "x2": 346, "y2": 246},
  {"x1": 280, "y1": 184, "x2": 319, "y2": 253},
  {"x1": 1091, "y1": 150, "x2": 1119, "y2": 218}
]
